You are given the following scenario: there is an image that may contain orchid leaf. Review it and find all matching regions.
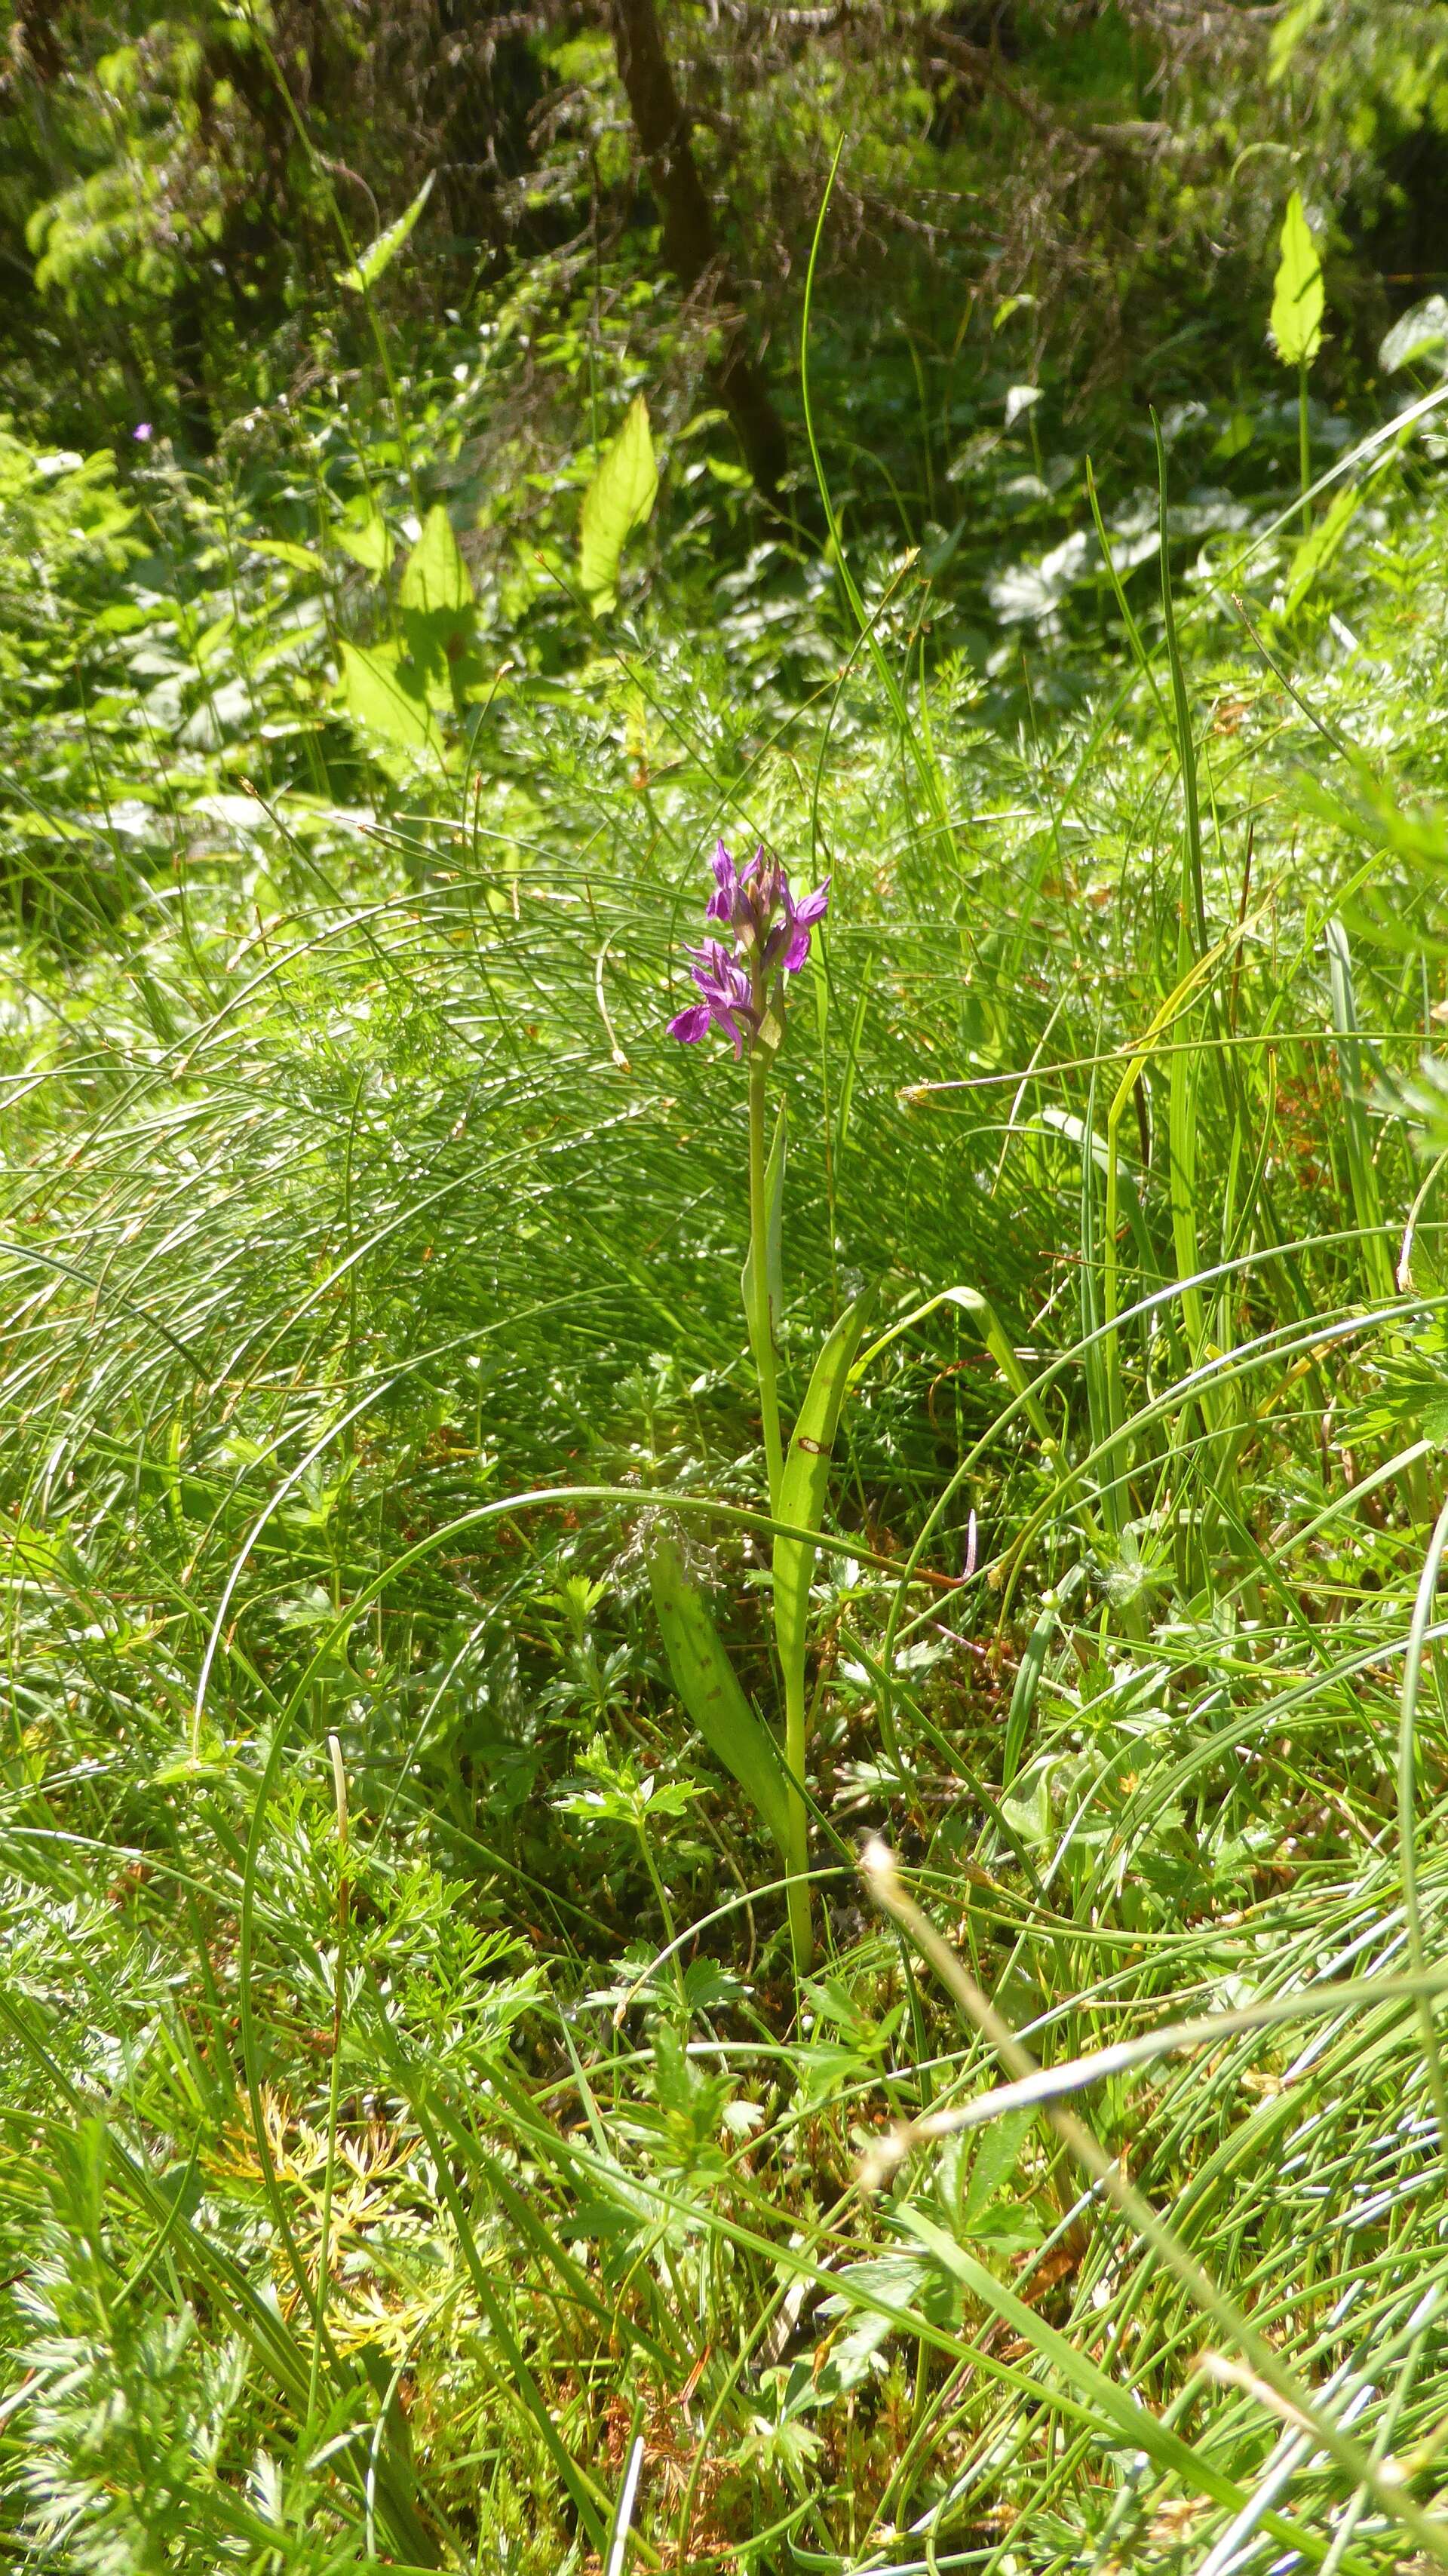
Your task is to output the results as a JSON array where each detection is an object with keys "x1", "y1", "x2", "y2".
[
  {"x1": 647, "y1": 1530, "x2": 791, "y2": 1855},
  {"x1": 247, "y1": 537, "x2": 323, "y2": 576},
  {"x1": 338, "y1": 171, "x2": 435, "y2": 296},
  {"x1": 1380, "y1": 293, "x2": 1448, "y2": 378},
  {"x1": 773, "y1": 1290, "x2": 873, "y2": 1700}
]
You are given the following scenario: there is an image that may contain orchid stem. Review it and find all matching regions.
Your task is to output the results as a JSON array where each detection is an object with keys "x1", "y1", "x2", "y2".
[
  {"x1": 782, "y1": 1661, "x2": 813, "y2": 1974},
  {"x1": 747, "y1": 1050, "x2": 785, "y2": 1513},
  {"x1": 747, "y1": 1047, "x2": 811, "y2": 1972}
]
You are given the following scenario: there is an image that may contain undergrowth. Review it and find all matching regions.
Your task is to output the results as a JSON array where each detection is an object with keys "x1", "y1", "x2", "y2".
[{"x1": 8, "y1": 313, "x2": 1448, "y2": 2576}]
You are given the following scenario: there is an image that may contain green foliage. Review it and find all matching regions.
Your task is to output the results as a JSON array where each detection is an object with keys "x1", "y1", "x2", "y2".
[
  {"x1": 12, "y1": 11, "x2": 1448, "y2": 2571},
  {"x1": 6, "y1": 345, "x2": 1448, "y2": 2564},
  {"x1": 578, "y1": 393, "x2": 658, "y2": 614},
  {"x1": 338, "y1": 172, "x2": 435, "y2": 297},
  {"x1": 1269, "y1": 189, "x2": 1325, "y2": 370}
]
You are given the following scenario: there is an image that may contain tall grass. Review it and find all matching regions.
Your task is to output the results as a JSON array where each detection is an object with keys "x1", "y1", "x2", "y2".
[{"x1": 6, "y1": 366, "x2": 1448, "y2": 2575}]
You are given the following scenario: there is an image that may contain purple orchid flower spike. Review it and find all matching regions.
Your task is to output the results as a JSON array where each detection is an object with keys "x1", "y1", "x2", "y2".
[
  {"x1": 668, "y1": 939, "x2": 756, "y2": 1057},
  {"x1": 669, "y1": 839, "x2": 830, "y2": 1053}
]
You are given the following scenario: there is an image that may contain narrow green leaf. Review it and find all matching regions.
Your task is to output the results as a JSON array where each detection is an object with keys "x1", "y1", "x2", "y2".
[
  {"x1": 337, "y1": 638, "x2": 440, "y2": 754},
  {"x1": 741, "y1": 1101, "x2": 787, "y2": 1342},
  {"x1": 1325, "y1": 915, "x2": 1394, "y2": 1304},
  {"x1": 1284, "y1": 478, "x2": 1360, "y2": 615},
  {"x1": 647, "y1": 1530, "x2": 791, "y2": 1855},
  {"x1": 578, "y1": 395, "x2": 658, "y2": 612},
  {"x1": 1003, "y1": 1598, "x2": 1056, "y2": 1789},
  {"x1": 836, "y1": 959, "x2": 872, "y2": 1153},
  {"x1": 338, "y1": 172, "x2": 435, "y2": 296},
  {"x1": 773, "y1": 1293, "x2": 873, "y2": 1700},
  {"x1": 851, "y1": 1284, "x2": 1056, "y2": 1449},
  {"x1": 895, "y1": 2208, "x2": 1247, "y2": 2511},
  {"x1": 1269, "y1": 190, "x2": 1324, "y2": 371}
]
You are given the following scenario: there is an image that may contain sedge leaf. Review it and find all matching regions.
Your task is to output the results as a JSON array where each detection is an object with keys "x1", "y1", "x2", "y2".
[
  {"x1": 579, "y1": 395, "x2": 658, "y2": 612},
  {"x1": 1269, "y1": 191, "x2": 1324, "y2": 370}
]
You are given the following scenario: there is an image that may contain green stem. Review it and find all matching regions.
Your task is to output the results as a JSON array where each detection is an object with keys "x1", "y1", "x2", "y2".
[
  {"x1": 636, "y1": 1817, "x2": 689, "y2": 2006},
  {"x1": 783, "y1": 1654, "x2": 812, "y2": 1976},
  {"x1": 306, "y1": 1765, "x2": 348, "y2": 2442},
  {"x1": 747, "y1": 1045, "x2": 810, "y2": 1970},
  {"x1": 1299, "y1": 362, "x2": 1311, "y2": 537},
  {"x1": 747, "y1": 1050, "x2": 785, "y2": 1512}
]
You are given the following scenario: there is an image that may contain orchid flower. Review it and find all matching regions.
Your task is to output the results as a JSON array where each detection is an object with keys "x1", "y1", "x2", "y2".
[
  {"x1": 657, "y1": 837, "x2": 839, "y2": 1974},
  {"x1": 673, "y1": 842, "x2": 830, "y2": 1056},
  {"x1": 667, "y1": 939, "x2": 756, "y2": 1056}
]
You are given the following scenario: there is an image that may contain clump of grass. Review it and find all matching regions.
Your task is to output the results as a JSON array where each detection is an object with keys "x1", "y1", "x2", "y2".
[{"x1": 6, "y1": 357, "x2": 1448, "y2": 2576}]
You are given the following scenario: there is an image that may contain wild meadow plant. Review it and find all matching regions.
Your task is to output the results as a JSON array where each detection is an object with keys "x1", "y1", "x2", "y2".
[{"x1": 650, "y1": 841, "x2": 870, "y2": 1972}]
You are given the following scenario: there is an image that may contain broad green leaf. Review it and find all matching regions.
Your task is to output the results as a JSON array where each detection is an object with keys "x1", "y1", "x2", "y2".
[
  {"x1": 579, "y1": 394, "x2": 658, "y2": 612},
  {"x1": 1269, "y1": 191, "x2": 1323, "y2": 370},
  {"x1": 959, "y1": 2107, "x2": 1033, "y2": 2229},
  {"x1": 773, "y1": 1291, "x2": 874, "y2": 1700},
  {"x1": 741, "y1": 1101, "x2": 787, "y2": 1347},
  {"x1": 338, "y1": 171, "x2": 435, "y2": 296},
  {"x1": 399, "y1": 503, "x2": 473, "y2": 617},
  {"x1": 333, "y1": 511, "x2": 394, "y2": 576},
  {"x1": 247, "y1": 536, "x2": 324, "y2": 575},
  {"x1": 647, "y1": 1530, "x2": 791, "y2": 1855},
  {"x1": 1380, "y1": 293, "x2": 1448, "y2": 377},
  {"x1": 337, "y1": 637, "x2": 441, "y2": 753}
]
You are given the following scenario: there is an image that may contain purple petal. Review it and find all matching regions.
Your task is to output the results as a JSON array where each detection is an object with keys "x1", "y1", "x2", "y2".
[
  {"x1": 668, "y1": 1004, "x2": 712, "y2": 1043},
  {"x1": 782, "y1": 924, "x2": 814, "y2": 973},
  {"x1": 792, "y1": 877, "x2": 831, "y2": 929},
  {"x1": 706, "y1": 841, "x2": 738, "y2": 922}
]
